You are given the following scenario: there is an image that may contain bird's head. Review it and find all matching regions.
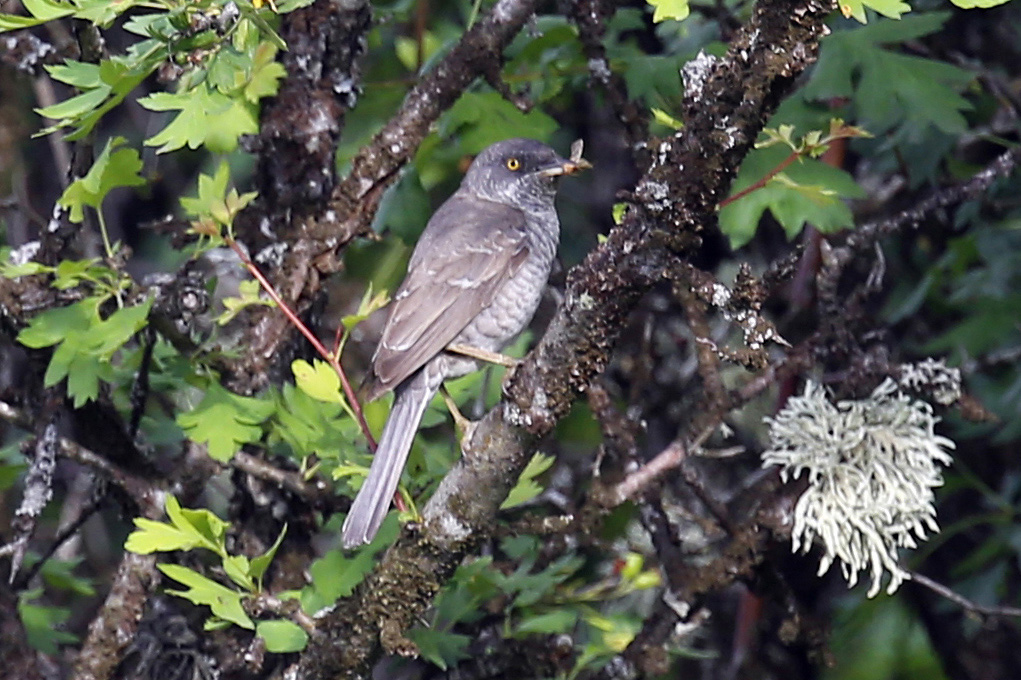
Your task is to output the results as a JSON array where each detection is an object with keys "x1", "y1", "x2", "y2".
[{"x1": 462, "y1": 138, "x2": 590, "y2": 207}]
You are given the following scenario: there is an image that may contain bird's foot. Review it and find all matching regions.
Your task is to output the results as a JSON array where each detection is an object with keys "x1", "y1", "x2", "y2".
[
  {"x1": 446, "y1": 343, "x2": 520, "y2": 368},
  {"x1": 439, "y1": 384, "x2": 477, "y2": 440}
]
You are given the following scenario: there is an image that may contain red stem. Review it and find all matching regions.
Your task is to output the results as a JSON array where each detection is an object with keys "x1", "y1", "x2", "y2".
[
  {"x1": 718, "y1": 150, "x2": 799, "y2": 209},
  {"x1": 226, "y1": 237, "x2": 377, "y2": 451}
]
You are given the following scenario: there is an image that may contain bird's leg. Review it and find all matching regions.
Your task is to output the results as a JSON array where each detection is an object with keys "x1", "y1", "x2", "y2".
[
  {"x1": 439, "y1": 384, "x2": 474, "y2": 436},
  {"x1": 446, "y1": 343, "x2": 520, "y2": 368}
]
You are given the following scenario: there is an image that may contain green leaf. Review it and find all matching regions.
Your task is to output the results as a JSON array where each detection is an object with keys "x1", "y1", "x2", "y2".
[
  {"x1": 181, "y1": 162, "x2": 227, "y2": 215},
  {"x1": 949, "y1": 0, "x2": 1012, "y2": 6},
  {"x1": 18, "y1": 296, "x2": 152, "y2": 407},
  {"x1": 140, "y1": 87, "x2": 258, "y2": 154},
  {"x1": 802, "y1": 14, "x2": 973, "y2": 139},
  {"x1": 58, "y1": 137, "x2": 146, "y2": 223},
  {"x1": 177, "y1": 382, "x2": 275, "y2": 462},
  {"x1": 257, "y1": 619, "x2": 309, "y2": 653},
  {"x1": 179, "y1": 161, "x2": 255, "y2": 235},
  {"x1": 651, "y1": 107, "x2": 684, "y2": 130},
  {"x1": 125, "y1": 494, "x2": 228, "y2": 555},
  {"x1": 292, "y1": 359, "x2": 343, "y2": 404},
  {"x1": 249, "y1": 524, "x2": 287, "y2": 589},
  {"x1": 218, "y1": 279, "x2": 272, "y2": 325},
  {"x1": 719, "y1": 145, "x2": 866, "y2": 249},
  {"x1": 223, "y1": 554, "x2": 255, "y2": 591},
  {"x1": 838, "y1": 0, "x2": 911, "y2": 23},
  {"x1": 17, "y1": 298, "x2": 95, "y2": 349},
  {"x1": 124, "y1": 517, "x2": 207, "y2": 554},
  {"x1": 36, "y1": 45, "x2": 166, "y2": 140},
  {"x1": 500, "y1": 452, "x2": 555, "y2": 509},
  {"x1": 243, "y1": 42, "x2": 286, "y2": 103},
  {"x1": 406, "y1": 627, "x2": 471, "y2": 670},
  {"x1": 35, "y1": 86, "x2": 111, "y2": 126},
  {"x1": 515, "y1": 609, "x2": 579, "y2": 635},
  {"x1": 647, "y1": 0, "x2": 690, "y2": 23},
  {"x1": 0, "y1": 0, "x2": 74, "y2": 31},
  {"x1": 18, "y1": 589, "x2": 77, "y2": 654},
  {"x1": 270, "y1": 382, "x2": 349, "y2": 460},
  {"x1": 45, "y1": 60, "x2": 101, "y2": 89},
  {"x1": 617, "y1": 54, "x2": 684, "y2": 108},
  {"x1": 439, "y1": 91, "x2": 558, "y2": 153},
  {"x1": 159, "y1": 564, "x2": 254, "y2": 629},
  {"x1": 303, "y1": 548, "x2": 376, "y2": 612},
  {"x1": 612, "y1": 203, "x2": 627, "y2": 225},
  {"x1": 340, "y1": 284, "x2": 390, "y2": 334},
  {"x1": 73, "y1": 0, "x2": 149, "y2": 26}
]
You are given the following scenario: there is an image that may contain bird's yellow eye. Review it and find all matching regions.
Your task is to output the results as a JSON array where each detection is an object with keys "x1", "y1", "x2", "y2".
[{"x1": 505, "y1": 157, "x2": 521, "y2": 171}]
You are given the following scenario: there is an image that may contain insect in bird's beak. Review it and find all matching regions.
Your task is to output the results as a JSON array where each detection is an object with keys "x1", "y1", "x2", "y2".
[{"x1": 538, "y1": 139, "x2": 593, "y2": 177}]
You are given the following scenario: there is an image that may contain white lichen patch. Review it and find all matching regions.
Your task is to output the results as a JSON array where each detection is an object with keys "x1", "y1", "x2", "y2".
[
  {"x1": 898, "y1": 358, "x2": 962, "y2": 406},
  {"x1": 681, "y1": 51, "x2": 717, "y2": 101},
  {"x1": 762, "y1": 379, "x2": 955, "y2": 597}
]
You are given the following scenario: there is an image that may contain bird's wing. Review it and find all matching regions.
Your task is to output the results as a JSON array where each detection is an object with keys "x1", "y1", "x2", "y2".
[{"x1": 365, "y1": 195, "x2": 530, "y2": 400}]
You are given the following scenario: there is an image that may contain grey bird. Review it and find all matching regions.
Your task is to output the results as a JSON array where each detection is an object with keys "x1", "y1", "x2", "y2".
[{"x1": 342, "y1": 138, "x2": 588, "y2": 547}]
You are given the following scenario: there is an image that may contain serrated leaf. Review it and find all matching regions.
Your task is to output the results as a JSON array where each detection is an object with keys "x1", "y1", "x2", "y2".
[
  {"x1": 165, "y1": 494, "x2": 229, "y2": 552},
  {"x1": 515, "y1": 609, "x2": 579, "y2": 635},
  {"x1": 223, "y1": 554, "x2": 255, "y2": 591},
  {"x1": 244, "y1": 42, "x2": 286, "y2": 102},
  {"x1": 500, "y1": 452, "x2": 555, "y2": 509},
  {"x1": 17, "y1": 298, "x2": 96, "y2": 349},
  {"x1": 839, "y1": 0, "x2": 911, "y2": 22},
  {"x1": 307, "y1": 548, "x2": 375, "y2": 603},
  {"x1": 59, "y1": 137, "x2": 146, "y2": 222},
  {"x1": 35, "y1": 86, "x2": 111, "y2": 124},
  {"x1": 140, "y1": 87, "x2": 258, "y2": 154},
  {"x1": 124, "y1": 517, "x2": 206, "y2": 554},
  {"x1": 647, "y1": 0, "x2": 690, "y2": 23},
  {"x1": 126, "y1": 494, "x2": 228, "y2": 555},
  {"x1": 0, "y1": 0, "x2": 74, "y2": 31},
  {"x1": 177, "y1": 382, "x2": 275, "y2": 462},
  {"x1": 218, "y1": 279, "x2": 272, "y2": 325},
  {"x1": 439, "y1": 91, "x2": 558, "y2": 152},
  {"x1": 292, "y1": 359, "x2": 343, "y2": 404},
  {"x1": 257, "y1": 619, "x2": 309, "y2": 653},
  {"x1": 44, "y1": 60, "x2": 101, "y2": 89},
  {"x1": 73, "y1": 0, "x2": 149, "y2": 26},
  {"x1": 719, "y1": 145, "x2": 866, "y2": 249},
  {"x1": 950, "y1": 0, "x2": 1011, "y2": 6},
  {"x1": 249, "y1": 524, "x2": 287, "y2": 589},
  {"x1": 406, "y1": 627, "x2": 471, "y2": 670},
  {"x1": 180, "y1": 161, "x2": 230, "y2": 218},
  {"x1": 18, "y1": 296, "x2": 151, "y2": 407},
  {"x1": 802, "y1": 14, "x2": 972, "y2": 140},
  {"x1": 159, "y1": 564, "x2": 254, "y2": 629}
]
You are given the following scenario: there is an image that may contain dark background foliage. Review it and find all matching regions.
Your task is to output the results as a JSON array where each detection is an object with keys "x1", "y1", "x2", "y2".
[{"x1": 1, "y1": 0, "x2": 1021, "y2": 678}]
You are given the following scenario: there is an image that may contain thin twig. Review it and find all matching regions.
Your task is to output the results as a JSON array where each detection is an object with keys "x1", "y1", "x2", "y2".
[
  {"x1": 718, "y1": 149, "x2": 798, "y2": 209},
  {"x1": 224, "y1": 237, "x2": 377, "y2": 451},
  {"x1": 13, "y1": 493, "x2": 106, "y2": 590},
  {"x1": 608, "y1": 440, "x2": 687, "y2": 504},
  {"x1": 909, "y1": 570, "x2": 1021, "y2": 619}
]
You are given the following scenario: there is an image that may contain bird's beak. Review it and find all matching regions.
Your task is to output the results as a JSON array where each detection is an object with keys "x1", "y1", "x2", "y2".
[{"x1": 537, "y1": 156, "x2": 593, "y2": 178}]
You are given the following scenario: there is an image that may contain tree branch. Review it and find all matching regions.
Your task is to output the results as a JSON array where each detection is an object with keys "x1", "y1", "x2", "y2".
[{"x1": 308, "y1": 0, "x2": 544, "y2": 245}]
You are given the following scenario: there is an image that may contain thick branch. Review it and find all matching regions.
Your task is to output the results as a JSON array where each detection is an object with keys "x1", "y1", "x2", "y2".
[{"x1": 308, "y1": 0, "x2": 543, "y2": 244}]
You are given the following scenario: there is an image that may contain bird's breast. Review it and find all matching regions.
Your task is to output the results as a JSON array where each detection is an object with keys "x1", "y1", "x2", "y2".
[{"x1": 439, "y1": 213, "x2": 559, "y2": 379}]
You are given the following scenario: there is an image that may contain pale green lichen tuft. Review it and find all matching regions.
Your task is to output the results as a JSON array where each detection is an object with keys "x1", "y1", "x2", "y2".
[{"x1": 762, "y1": 379, "x2": 955, "y2": 597}]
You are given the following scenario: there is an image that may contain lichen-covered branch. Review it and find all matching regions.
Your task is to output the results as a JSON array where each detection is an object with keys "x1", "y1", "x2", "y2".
[{"x1": 309, "y1": 0, "x2": 544, "y2": 244}]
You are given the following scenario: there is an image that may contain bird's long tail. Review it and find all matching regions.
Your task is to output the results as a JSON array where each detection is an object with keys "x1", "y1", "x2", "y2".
[{"x1": 342, "y1": 372, "x2": 436, "y2": 548}]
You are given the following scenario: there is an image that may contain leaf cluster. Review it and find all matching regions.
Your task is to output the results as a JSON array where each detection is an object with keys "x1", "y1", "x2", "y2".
[{"x1": 125, "y1": 495, "x2": 307, "y2": 652}]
